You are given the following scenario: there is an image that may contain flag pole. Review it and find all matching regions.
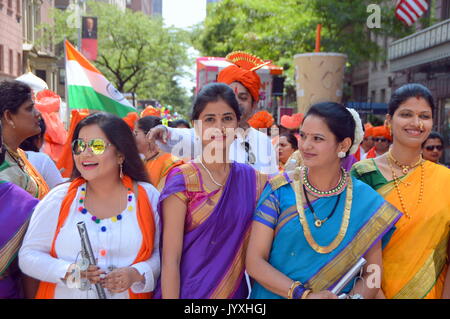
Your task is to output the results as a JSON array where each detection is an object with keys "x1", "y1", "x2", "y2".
[{"x1": 63, "y1": 38, "x2": 70, "y2": 130}]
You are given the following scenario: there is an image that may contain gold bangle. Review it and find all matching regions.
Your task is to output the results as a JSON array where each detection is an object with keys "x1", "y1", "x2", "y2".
[
  {"x1": 288, "y1": 281, "x2": 301, "y2": 299},
  {"x1": 301, "y1": 289, "x2": 312, "y2": 299}
]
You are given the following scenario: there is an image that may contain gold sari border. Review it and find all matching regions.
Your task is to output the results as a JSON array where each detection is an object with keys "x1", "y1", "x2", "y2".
[
  {"x1": 0, "y1": 219, "x2": 30, "y2": 275},
  {"x1": 306, "y1": 202, "x2": 401, "y2": 292},
  {"x1": 392, "y1": 235, "x2": 449, "y2": 299},
  {"x1": 209, "y1": 229, "x2": 250, "y2": 299}
]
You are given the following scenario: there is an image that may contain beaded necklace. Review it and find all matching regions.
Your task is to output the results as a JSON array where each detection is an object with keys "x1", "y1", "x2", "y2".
[
  {"x1": 387, "y1": 156, "x2": 424, "y2": 220},
  {"x1": 302, "y1": 166, "x2": 348, "y2": 198},
  {"x1": 78, "y1": 185, "x2": 133, "y2": 232}
]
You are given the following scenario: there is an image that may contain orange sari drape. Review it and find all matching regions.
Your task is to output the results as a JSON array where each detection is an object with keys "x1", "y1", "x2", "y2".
[
  {"x1": 379, "y1": 161, "x2": 450, "y2": 299},
  {"x1": 145, "y1": 153, "x2": 183, "y2": 191},
  {"x1": 35, "y1": 175, "x2": 155, "y2": 299}
]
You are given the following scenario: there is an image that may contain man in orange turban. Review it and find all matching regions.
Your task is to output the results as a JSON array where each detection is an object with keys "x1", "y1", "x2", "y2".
[
  {"x1": 365, "y1": 125, "x2": 392, "y2": 159},
  {"x1": 355, "y1": 125, "x2": 375, "y2": 161},
  {"x1": 147, "y1": 51, "x2": 279, "y2": 174}
]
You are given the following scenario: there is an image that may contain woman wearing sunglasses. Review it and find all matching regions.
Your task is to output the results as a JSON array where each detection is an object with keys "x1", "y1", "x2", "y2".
[
  {"x1": 154, "y1": 83, "x2": 268, "y2": 299},
  {"x1": 422, "y1": 131, "x2": 445, "y2": 165},
  {"x1": 0, "y1": 80, "x2": 49, "y2": 199},
  {"x1": 19, "y1": 112, "x2": 161, "y2": 299},
  {"x1": 352, "y1": 84, "x2": 450, "y2": 299}
]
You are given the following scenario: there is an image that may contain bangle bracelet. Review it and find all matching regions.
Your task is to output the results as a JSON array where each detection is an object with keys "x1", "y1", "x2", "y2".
[
  {"x1": 301, "y1": 289, "x2": 312, "y2": 299},
  {"x1": 292, "y1": 285, "x2": 307, "y2": 299},
  {"x1": 288, "y1": 281, "x2": 302, "y2": 299}
]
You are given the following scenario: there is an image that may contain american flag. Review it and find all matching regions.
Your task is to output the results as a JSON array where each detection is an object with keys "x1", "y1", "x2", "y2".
[{"x1": 395, "y1": 0, "x2": 429, "y2": 26}]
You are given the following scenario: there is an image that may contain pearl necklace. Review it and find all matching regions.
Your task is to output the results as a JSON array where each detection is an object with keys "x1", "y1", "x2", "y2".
[{"x1": 301, "y1": 166, "x2": 348, "y2": 198}]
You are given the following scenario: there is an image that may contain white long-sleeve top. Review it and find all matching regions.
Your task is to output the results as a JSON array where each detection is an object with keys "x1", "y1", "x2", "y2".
[
  {"x1": 25, "y1": 151, "x2": 66, "y2": 189},
  {"x1": 19, "y1": 182, "x2": 161, "y2": 299},
  {"x1": 158, "y1": 126, "x2": 279, "y2": 174}
]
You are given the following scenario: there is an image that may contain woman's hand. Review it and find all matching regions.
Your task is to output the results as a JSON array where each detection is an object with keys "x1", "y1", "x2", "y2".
[
  {"x1": 81, "y1": 265, "x2": 106, "y2": 285},
  {"x1": 102, "y1": 267, "x2": 143, "y2": 294}
]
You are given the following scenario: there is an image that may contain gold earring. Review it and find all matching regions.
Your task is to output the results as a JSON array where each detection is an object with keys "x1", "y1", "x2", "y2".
[{"x1": 119, "y1": 163, "x2": 123, "y2": 179}]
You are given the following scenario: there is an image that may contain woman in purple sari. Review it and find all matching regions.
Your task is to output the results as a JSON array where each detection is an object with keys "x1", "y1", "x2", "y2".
[
  {"x1": 154, "y1": 83, "x2": 267, "y2": 299},
  {"x1": 0, "y1": 121, "x2": 39, "y2": 298}
]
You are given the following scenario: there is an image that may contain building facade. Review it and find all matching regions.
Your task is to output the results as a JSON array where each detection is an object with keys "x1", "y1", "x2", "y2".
[
  {"x1": 22, "y1": 0, "x2": 58, "y2": 91},
  {"x1": 0, "y1": 0, "x2": 24, "y2": 81}
]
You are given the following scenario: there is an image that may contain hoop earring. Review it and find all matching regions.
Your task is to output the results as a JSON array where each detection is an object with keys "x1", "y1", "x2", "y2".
[
  {"x1": 119, "y1": 163, "x2": 123, "y2": 179},
  {"x1": 337, "y1": 151, "x2": 346, "y2": 159}
]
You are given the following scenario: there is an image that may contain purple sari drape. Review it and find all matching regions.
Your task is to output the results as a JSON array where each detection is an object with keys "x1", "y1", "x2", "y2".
[
  {"x1": 154, "y1": 162, "x2": 259, "y2": 299},
  {"x1": 0, "y1": 181, "x2": 38, "y2": 298}
]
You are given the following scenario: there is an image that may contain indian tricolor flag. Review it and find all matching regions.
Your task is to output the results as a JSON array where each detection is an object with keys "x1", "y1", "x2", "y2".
[{"x1": 65, "y1": 40, "x2": 135, "y2": 117}]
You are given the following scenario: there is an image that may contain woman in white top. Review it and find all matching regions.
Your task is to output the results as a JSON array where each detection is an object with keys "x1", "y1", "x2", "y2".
[
  {"x1": 20, "y1": 118, "x2": 65, "y2": 189},
  {"x1": 19, "y1": 112, "x2": 160, "y2": 299}
]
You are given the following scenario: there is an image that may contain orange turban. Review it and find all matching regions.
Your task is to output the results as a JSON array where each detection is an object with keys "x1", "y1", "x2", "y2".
[
  {"x1": 123, "y1": 112, "x2": 139, "y2": 131},
  {"x1": 372, "y1": 125, "x2": 392, "y2": 141},
  {"x1": 217, "y1": 51, "x2": 269, "y2": 102},
  {"x1": 364, "y1": 127, "x2": 374, "y2": 138},
  {"x1": 280, "y1": 113, "x2": 304, "y2": 130},
  {"x1": 140, "y1": 106, "x2": 161, "y2": 118},
  {"x1": 248, "y1": 110, "x2": 274, "y2": 129}
]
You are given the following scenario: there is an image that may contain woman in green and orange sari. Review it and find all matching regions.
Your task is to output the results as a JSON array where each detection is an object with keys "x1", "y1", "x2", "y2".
[
  {"x1": 0, "y1": 80, "x2": 49, "y2": 199},
  {"x1": 352, "y1": 83, "x2": 450, "y2": 299},
  {"x1": 134, "y1": 116, "x2": 183, "y2": 191}
]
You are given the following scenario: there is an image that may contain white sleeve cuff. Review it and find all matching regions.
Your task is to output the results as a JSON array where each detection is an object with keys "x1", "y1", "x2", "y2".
[{"x1": 130, "y1": 263, "x2": 154, "y2": 293}]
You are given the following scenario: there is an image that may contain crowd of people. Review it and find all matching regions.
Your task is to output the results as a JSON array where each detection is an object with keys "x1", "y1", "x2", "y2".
[{"x1": 1, "y1": 51, "x2": 449, "y2": 300}]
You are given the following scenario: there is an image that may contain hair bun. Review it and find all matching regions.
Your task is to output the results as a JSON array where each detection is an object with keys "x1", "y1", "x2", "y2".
[{"x1": 345, "y1": 107, "x2": 364, "y2": 155}]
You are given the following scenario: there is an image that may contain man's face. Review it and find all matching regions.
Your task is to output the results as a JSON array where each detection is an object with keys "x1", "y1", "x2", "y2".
[
  {"x1": 229, "y1": 82, "x2": 257, "y2": 125},
  {"x1": 86, "y1": 18, "x2": 94, "y2": 30}
]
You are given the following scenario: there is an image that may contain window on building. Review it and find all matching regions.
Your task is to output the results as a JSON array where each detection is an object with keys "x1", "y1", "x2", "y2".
[
  {"x1": 380, "y1": 88, "x2": 386, "y2": 104},
  {"x1": 7, "y1": 0, "x2": 13, "y2": 15},
  {"x1": 17, "y1": 52, "x2": 21, "y2": 76},
  {"x1": 443, "y1": 0, "x2": 450, "y2": 20},
  {"x1": 371, "y1": 90, "x2": 376, "y2": 103},
  {"x1": 9, "y1": 49, "x2": 13, "y2": 75},
  {"x1": 0, "y1": 46, "x2": 4, "y2": 72},
  {"x1": 36, "y1": 69, "x2": 47, "y2": 83}
]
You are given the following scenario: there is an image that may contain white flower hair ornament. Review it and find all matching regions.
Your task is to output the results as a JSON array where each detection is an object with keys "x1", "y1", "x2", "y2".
[{"x1": 346, "y1": 107, "x2": 364, "y2": 155}]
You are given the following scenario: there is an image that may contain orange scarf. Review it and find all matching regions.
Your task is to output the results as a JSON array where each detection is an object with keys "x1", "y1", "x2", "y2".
[
  {"x1": 145, "y1": 153, "x2": 183, "y2": 191},
  {"x1": 35, "y1": 175, "x2": 155, "y2": 299},
  {"x1": 17, "y1": 149, "x2": 49, "y2": 199}
]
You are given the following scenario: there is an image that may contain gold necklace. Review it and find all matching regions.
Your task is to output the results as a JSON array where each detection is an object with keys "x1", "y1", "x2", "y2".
[
  {"x1": 388, "y1": 150, "x2": 422, "y2": 175},
  {"x1": 4, "y1": 144, "x2": 26, "y2": 170},
  {"x1": 292, "y1": 167, "x2": 352, "y2": 254},
  {"x1": 387, "y1": 156, "x2": 424, "y2": 219}
]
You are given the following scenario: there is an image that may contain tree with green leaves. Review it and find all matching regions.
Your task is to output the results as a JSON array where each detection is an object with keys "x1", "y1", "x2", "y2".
[
  {"x1": 38, "y1": 1, "x2": 192, "y2": 115},
  {"x1": 193, "y1": 0, "x2": 410, "y2": 102}
]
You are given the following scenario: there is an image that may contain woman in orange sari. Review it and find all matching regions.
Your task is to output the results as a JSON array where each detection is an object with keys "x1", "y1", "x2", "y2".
[
  {"x1": 352, "y1": 83, "x2": 450, "y2": 299},
  {"x1": 134, "y1": 116, "x2": 183, "y2": 191},
  {"x1": 0, "y1": 80, "x2": 49, "y2": 199}
]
